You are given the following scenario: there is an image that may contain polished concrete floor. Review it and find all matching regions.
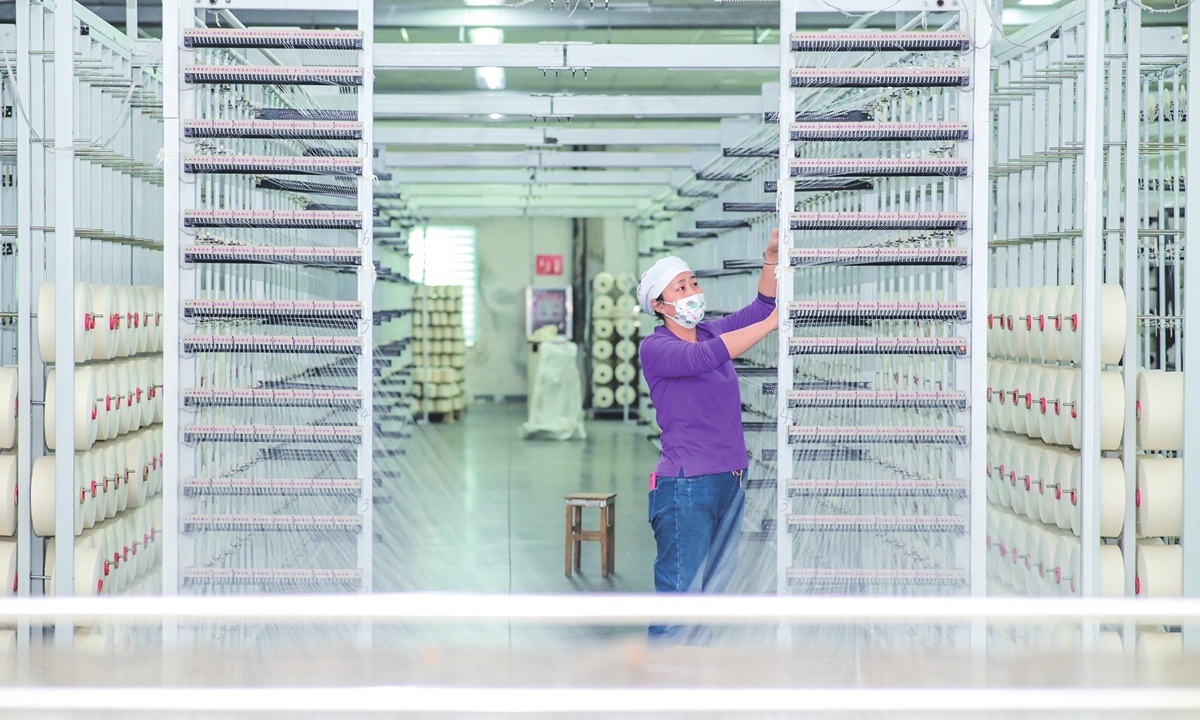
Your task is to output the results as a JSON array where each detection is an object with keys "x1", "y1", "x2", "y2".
[{"x1": 375, "y1": 403, "x2": 661, "y2": 595}]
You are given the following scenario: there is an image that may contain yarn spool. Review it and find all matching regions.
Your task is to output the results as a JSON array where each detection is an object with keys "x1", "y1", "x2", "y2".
[
  {"x1": 615, "y1": 295, "x2": 637, "y2": 316},
  {"x1": 154, "y1": 287, "x2": 165, "y2": 352},
  {"x1": 1067, "y1": 370, "x2": 1124, "y2": 451},
  {"x1": 593, "y1": 386, "x2": 614, "y2": 409},
  {"x1": 90, "y1": 285, "x2": 120, "y2": 361},
  {"x1": 592, "y1": 340, "x2": 613, "y2": 361},
  {"x1": 107, "y1": 443, "x2": 127, "y2": 513},
  {"x1": 592, "y1": 364, "x2": 613, "y2": 385},
  {"x1": 1067, "y1": 457, "x2": 1125, "y2": 537},
  {"x1": 985, "y1": 434, "x2": 1000, "y2": 504},
  {"x1": 1099, "y1": 284, "x2": 1127, "y2": 365},
  {"x1": 986, "y1": 289, "x2": 1001, "y2": 355},
  {"x1": 135, "y1": 287, "x2": 153, "y2": 355},
  {"x1": 38, "y1": 282, "x2": 95, "y2": 364},
  {"x1": 115, "y1": 362, "x2": 134, "y2": 436},
  {"x1": 0, "y1": 539, "x2": 15, "y2": 596},
  {"x1": 592, "y1": 295, "x2": 614, "y2": 318},
  {"x1": 615, "y1": 318, "x2": 637, "y2": 338},
  {"x1": 30, "y1": 455, "x2": 56, "y2": 537},
  {"x1": 1036, "y1": 449, "x2": 1061, "y2": 526},
  {"x1": 93, "y1": 367, "x2": 112, "y2": 442},
  {"x1": 1136, "y1": 543, "x2": 1183, "y2": 597},
  {"x1": 1005, "y1": 288, "x2": 1031, "y2": 358},
  {"x1": 103, "y1": 364, "x2": 121, "y2": 440},
  {"x1": 123, "y1": 436, "x2": 149, "y2": 509},
  {"x1": 614, "y1": 385, "x2": 637, "y2": 407},
  {"x1": 1051, "y1": 368, "x2": 1078, "y2": 446},
  {"x1": 1036, "y1": 286, "x2": 1061, "y2": 360},
  {"x1": 1036, "y1": 367, "x2": 1060, "y2": 444},
  {"x1": 985, "y1": 362, "x2": 1001, "y2": 429},
  {"x1": 615, "y1": 339, "x2": 637, "y2": 361},
  {"x1": 593, "y1": 319, "x2": 614, "y2": 339},
  {"x1": 1009, "y1": 364, "x2": 1032, "y2": 436},
  {"x1": 0, "y1": 455, "x2": 15, "y2": 536},
  {"x1": 1136, "y1": 370, "x2": 1184, "y2": 451},
  {"x1": 1022, "y1": 287, "x2": 1043, "y2": 360},
  {"x1": 614, "y1": 362, "x2": 636, "y2": 384},
  {"x1": 995, "y1": 363, "x2": 1018, "y2": 432},
  {"x1": 136, "y1": 359, "x2": 154, "y2": 429},
  {"x1": 1021, "y1": 445, "x2": 1043, "y2": 521},
  {"x1": 1053, "y1": 452, "x2": 1079, "y2": 531},
  {"x1": 78, "y1": 451, "x2": 98, "y2": 530},
  {"x1": 0, "y1": 366, "x2": 16, "y2": 450},
  {"x1": 1021, "y1": 522, "x2": 1045, "y2": 595},
  {"x1": 44, "y1": 541, "x2": 106, "y2": 596},
  {"x1": 44, "y1": 367, "x2": 99, "y2": 452},
  {"x1": 1052, "y1": 286, "x2": 1077, "y2": 361},
  {"x1": 592, "y1": 272, "x2": 615, "y2": 294},
  {"x1": 1136, "y1": 456, "x2": 1183, "y2": 537},
  {"x1": 114, "y1": 286, "x2": 134, "y2": 357}
]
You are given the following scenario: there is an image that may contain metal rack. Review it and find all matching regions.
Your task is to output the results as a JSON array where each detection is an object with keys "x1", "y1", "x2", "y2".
[
  {"x1": 984, "y1": 2, "x2": 1198, "y2": 654},
  {"x1": 162, "y1": 0, "x2": 375, "y2": 606},
  {"x1": 770, "y1": 1, "x2": 990, "y2": 602},
  {"x1": 3, "y1": 1, "x2": 166, "y2": 654}
]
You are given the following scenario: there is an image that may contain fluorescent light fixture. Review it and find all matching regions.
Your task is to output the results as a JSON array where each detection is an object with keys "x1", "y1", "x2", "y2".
[
  {"x1": 488, "y1": 113, "x2": 503, "y2": 120},
  {"x1": 1016, "y1": 0, "x2": 1059, "y2": 5},
  {"x1": 468, "y1": 27, "x2": 504, "y2": 45},
  {"x1": 476, "y1": 67, "x2": 506, "y2": 90}
]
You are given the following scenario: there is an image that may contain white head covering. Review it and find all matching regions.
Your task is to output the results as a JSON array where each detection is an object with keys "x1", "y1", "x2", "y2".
[{"x1": 636, "y1": 256, "x2": 692, "y2": 315}]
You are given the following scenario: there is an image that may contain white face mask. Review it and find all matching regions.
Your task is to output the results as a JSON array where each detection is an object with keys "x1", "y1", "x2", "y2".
[{"x1": 662, "y1": 293, "x2": 706, "y2": 329}]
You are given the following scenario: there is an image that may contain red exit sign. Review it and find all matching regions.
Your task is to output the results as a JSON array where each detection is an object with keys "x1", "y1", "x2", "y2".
[{"x1": 535, "y1": 254, "x2": 563, "y2": 275}]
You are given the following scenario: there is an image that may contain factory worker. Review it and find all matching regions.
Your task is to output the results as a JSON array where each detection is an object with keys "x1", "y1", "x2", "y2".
[{"x1": 636, "y1": 229, "x2": 779, "y2": 644}]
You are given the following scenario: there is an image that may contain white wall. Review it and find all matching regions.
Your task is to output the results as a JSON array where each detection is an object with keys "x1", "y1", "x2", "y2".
[
  {"x1": 423, "y1": 216, "x2": 572, "y2": 400},
  {"x1": 425, "y1": 216, "x2": 638, "y2": 400}
]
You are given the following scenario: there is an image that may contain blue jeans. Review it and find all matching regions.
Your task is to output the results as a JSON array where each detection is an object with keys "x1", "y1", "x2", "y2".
[{"x1": 647, "y1": 470, "x2": 745, "y2": 644}]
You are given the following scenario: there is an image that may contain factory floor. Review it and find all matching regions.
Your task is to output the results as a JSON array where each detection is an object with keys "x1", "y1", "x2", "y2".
[{"x1": 375, "y1": 402, "x2": 661, "y2": 595}]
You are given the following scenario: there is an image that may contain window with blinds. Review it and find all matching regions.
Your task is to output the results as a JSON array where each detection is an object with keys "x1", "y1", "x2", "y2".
[{"x1": 408, "y1": 226, "x2": 477, "y2": 345}]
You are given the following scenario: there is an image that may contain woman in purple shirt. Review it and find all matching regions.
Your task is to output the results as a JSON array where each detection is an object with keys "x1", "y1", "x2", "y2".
[{"x1": 636, "y1": 230, "x2": 779, "y2": 643}]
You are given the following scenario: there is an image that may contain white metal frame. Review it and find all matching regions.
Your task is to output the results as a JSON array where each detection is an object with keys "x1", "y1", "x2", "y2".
[{"x1": 162, "y1": 0, "x2": 375, "y2": 604}]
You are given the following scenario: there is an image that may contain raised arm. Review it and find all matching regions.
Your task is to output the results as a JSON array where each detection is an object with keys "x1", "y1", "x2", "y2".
[
  {"x1": 720, "y1": 307, "x2": 778, "y2": 360},
  {"x1": 641, "y1": 308, "x2": 779, "y2": 379},
  {"x1": 705, "y1": 229, "x2": 780, "y2": 335},
  {"x1": 758, "y1": 228, "x2": 779, "y2": 299}
]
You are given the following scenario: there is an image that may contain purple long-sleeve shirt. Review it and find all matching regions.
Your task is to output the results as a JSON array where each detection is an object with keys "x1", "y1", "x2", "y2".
[{"x1": 639, "y1": 293, "x2": 776, "y2": 478}]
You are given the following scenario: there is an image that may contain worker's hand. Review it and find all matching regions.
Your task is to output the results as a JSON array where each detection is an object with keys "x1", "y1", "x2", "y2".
[{"x1": 765, "y1": 228, "x2": 779, "y2": 265}]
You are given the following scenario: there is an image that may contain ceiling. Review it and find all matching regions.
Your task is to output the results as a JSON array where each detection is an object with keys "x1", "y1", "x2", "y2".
[{"x1": 44, "y1": 1, "x2": 1189, "y2": 221}]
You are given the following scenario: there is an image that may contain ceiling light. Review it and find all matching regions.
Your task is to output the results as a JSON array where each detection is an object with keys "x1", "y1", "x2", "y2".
[
  {"x1": 476, "y1": 67, "x2": 506, "y2": 90},
  {"x1": 1016, "y1": 0, "x2": 1059, "y2": 5},
  {"x1": 489, "y1": 113, "x2": 503, "y2": 120},
  {"x1": 468, "y1": 27, "x2": 504, "y2": 45}
]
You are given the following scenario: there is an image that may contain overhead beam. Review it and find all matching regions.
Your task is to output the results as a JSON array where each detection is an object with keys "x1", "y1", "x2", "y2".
[
  {"x1": 375, "y1": 43, "x2": 775, "y2": 70},
  {"x1": 552, "y1": 94, "x2": 761, "y2": 117},
  {"x1": 375, "y1": 126, "x2": 545, "y2": 146},
  {"x1": 374, "y1": 93, "x2": 763, "y2": 118},
  {"x1": 412, "y1": 196, "x2": 643, "y2": 208},
  {"x1": 547, "y1": 127, "x2": 721, "y2": 146},
  {"x1": 374, "y1": 126, "x2": 722, "y2": 147},
  {"x1": 417, "y1": 207, "x2": 631, "y2": 220},
  {"x1": 386, "y1": 169, "x2": 688, "y2": 185},
  {"x1": 41, "y1": 4, "x2": 800, "y2": 28},
  {"x1": 375, "y1": 43, "x2": 562, "y2": 69},
  {"x1": 380, "y1": 184, "x2": 669, "y2": 198},
  {"x1": 383, "y1": 150, "x2": 697, "y2": 169},
  {"x1": 565, "y1": 43, "x2": 775, "y2": 70}
]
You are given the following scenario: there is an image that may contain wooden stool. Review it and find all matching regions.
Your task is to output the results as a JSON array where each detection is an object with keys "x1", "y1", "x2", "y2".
[{"x1": 565, "y1": 492, "x2": 616, "y2": 577}]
